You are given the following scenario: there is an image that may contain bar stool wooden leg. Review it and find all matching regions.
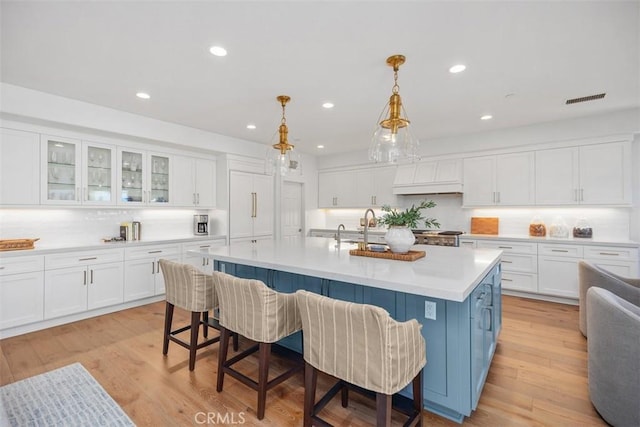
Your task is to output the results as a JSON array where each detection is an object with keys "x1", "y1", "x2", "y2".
[
  {"x1": 303, "y1": 361, "x2": 317, "y2": 427},
  {"x1": 202, "y1": 311, "x2": 208, "y2": 338},
  {"x1": 413, "y1": 372, "x2": 423, "y2": 427},
  {"x1": 216, "y1": 327, "x2": 230, "y2": 392},
  {"x1": 341, "y1": 386, "x2": 349, "y2": 408},
  {"x1": 163, "y1": 302, "x2": 174, "y2": 355},
  {"x1": 256, "y1": 343, "x2": 271, "y2": 420},
  {"x1": 188, "y1": 311, "x2": 200, "y2": 371},
  {"x1": 376, "y1": 393, "x2": 392, "y2": 427}
]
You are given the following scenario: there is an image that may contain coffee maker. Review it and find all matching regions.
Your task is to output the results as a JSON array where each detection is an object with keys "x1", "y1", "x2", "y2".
[{"x1": 193, "y1": 214, "x2": 209, "y2": 236}]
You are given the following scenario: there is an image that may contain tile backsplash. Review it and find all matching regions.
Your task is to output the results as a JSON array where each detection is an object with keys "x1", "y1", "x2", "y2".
[{"x1": 0, "y1": 208, "x2": 227, "y2": 249}]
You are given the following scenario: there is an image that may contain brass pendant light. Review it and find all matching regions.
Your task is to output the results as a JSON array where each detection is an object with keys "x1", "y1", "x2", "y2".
[
  {"x1": 266, "y1": 95, "x2": 301, "y2": 176},
  {"x1": 369, "y1": 54, "x2": 419, "y2": 163}
]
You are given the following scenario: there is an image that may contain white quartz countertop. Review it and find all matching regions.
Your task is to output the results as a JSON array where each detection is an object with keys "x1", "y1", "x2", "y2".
[
  {"x1": 193, "y1": 237, "x2": 502, "y2": 302},
  {"x1": 461, "y1": 233, "x2": 639, "y2": 247},
  {"x1": 0, "y1": 235, "x2": 227, "y2": 257}
]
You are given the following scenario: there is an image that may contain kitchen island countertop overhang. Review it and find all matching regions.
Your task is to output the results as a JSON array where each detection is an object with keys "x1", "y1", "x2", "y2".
[{"x1": 189, "y1": 237, "x2": 502, "y2": 302}]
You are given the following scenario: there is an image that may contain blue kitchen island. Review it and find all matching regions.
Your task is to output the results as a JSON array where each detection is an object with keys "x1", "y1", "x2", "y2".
[{"x1": 192, "y1": 238, "x2": 502, "y2": 423}]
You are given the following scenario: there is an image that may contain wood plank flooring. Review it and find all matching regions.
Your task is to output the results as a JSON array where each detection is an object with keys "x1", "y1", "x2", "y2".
[{"x1": 0, "y1": 296, "x2": 606, "y2": 426}]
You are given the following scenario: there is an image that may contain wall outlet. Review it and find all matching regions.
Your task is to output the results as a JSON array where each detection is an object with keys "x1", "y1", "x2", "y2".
[{"x1": 424, "y1": 301, "x2": 437, "y2": 320}]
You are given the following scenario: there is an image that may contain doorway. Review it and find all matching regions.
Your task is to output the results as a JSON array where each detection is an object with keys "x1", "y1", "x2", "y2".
[{"x1": 281, "y1": 181, "x2": 303, "y2": 244}]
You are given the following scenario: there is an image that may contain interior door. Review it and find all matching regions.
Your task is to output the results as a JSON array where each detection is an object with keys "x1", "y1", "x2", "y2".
[{"x1": 282, "y1": 181, "x2": 303, "y2": 244}]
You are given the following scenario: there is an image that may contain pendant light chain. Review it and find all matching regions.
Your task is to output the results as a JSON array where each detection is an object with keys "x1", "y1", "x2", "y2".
[{"x1": 392, "y1": 68, "x2": 400, "y2": 95}]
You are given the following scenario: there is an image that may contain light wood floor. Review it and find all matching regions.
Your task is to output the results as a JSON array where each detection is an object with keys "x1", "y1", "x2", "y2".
[{"x1": 0, "y1": 296, "x2": 606, "y2": 426}]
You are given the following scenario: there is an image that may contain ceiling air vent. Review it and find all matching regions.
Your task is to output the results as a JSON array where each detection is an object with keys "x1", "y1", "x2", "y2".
[{"x1": 565, "y1": 93, "x2": 606, "y2": 105}]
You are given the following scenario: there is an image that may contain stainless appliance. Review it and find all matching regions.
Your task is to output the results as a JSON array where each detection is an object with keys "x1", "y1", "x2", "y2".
[
  {"x1": 412, "y1": 230, "x2": 463, "y2": 247},
  {"x1": 194, "y1": 214, "x2": 209, "y2": 236}
]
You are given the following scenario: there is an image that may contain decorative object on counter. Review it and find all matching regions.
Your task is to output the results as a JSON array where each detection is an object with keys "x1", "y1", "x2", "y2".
[
  {"x1": 349, "y1": 248, "x2": 426, "y2": 261},
  {"x1": 101, "y1": 237, "x2": 125, "y2": 243},
  {"x1": 369, "y1": 54, "x2": 419, "y2": 163},
  {"x1": 379, "y1": 200, "x2": 439, "y2": 253},
  {"x1": 470, "y1": 217, "x2": 499, "y2": 235},
  {"x1": 529, "y1": 216, "x2": 547, "y2": 237},
  {"x1": 0, "y1": 238, "x2": 39, "y2": 251},
  {"x1": 265, "y1": 95, "x2": 301, "y2": 176},
  {"x1": 549, "y1": 216, "x2": 570, "y2": 238},
  {"x1": 573, "y1": 217, "x2": 593, "y2": 238}
]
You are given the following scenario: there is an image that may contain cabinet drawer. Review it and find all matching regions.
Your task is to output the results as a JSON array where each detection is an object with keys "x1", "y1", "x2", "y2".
[
  {"x1": 583, "y1": 245, "x2": 638, "y2": 261},
  {"x1": 459, "y1": 239, "x2": 477, "y2": 248},
  {"x1": 125, "y1": 244, "x2": 180, "y2": 260},
  {"x1": 182, "y1": 240, "x2": 226, "y2": 252},
  {"x1": 501, "y1": 254, "x2": 537, "y2": 273},
  {"x1": 501, "y1": 272, "x2": 538, "y2": 292},
  {"x1": 45, "y1": 249, "x2": 124, "y2": 270},
  {"x1": 0, "y1": 255, "x2": 44, "y2": 276},
  {"x1": 538, "y1": 244, "x2": 583, "y2": 258},
  {"x1": 476, "y1": 240, "x2": 537, "y2": 255}
]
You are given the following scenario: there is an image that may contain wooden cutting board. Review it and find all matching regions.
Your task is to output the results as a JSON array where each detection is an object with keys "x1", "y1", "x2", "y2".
[{"x1": 471, "y1": 217, "x2": 499, "y2": 235}]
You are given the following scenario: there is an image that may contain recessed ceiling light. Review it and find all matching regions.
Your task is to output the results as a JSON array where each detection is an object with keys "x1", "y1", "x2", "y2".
[
  {"x1": 246, "y1": 124, "x2": 256, "y2": 130},
  {"x1": 209, "y1": 46, "x2": 227, "y2": 57},
  {"x1": 480, "y1": 115, "x2": 493, "y2": 120},
  {"x1": 136, "y1": 92, "x2": 150, "y2": 99},
  {"x1": 322, "y1": 102, "x2": 334, "y2": 109},
  {"x1": 317, "y1": 145, "x2": 324, "y2": 149},
  {"x1": 449, "y1": 64, "x2": 466, "y2": 74}
]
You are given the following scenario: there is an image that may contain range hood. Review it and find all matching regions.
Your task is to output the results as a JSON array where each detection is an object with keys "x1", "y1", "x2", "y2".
[{"x1": 392, "y1": 159, "x2": 463, "y2": 195}]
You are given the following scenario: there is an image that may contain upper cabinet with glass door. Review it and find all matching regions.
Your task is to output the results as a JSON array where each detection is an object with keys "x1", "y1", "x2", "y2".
[
  {"x1": 41, "y1": 135, "x2": 117, "y2": 205},
  {"x1": 117, "y1": 149, "x2": 170, "y2": 205}
]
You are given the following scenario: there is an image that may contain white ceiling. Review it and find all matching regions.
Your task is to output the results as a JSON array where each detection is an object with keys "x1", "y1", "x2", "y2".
[{"x1": 1, "y1": 1, "x2": 639, "y2": 156}]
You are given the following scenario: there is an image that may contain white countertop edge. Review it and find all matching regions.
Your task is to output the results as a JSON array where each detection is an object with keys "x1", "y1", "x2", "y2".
[
  {"x1": 461, "y1": 233, "x2": 639, "y2": 247},
  {"x1": 192, "y1": 244, "x2": 502, "y2": 302},
  {"x1": 0, "y1": 235, "x2": 227, "y2": 257}
]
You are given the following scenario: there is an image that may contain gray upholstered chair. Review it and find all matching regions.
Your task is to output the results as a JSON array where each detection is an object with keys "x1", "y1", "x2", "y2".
[
  {"x1": 295, "y1": 289, "x2": 426, "y2": 427},
  {"x1": 159, "y1": 259, "x2": 232, "y2": 371},
  {"x1": 212, "y1": 271, "x2": 303, "y2": 420},
  {"x1": 586, "y1": 287, "x2": 640, "y2": 427},
  {"x1": 578, "y1": 260, "x2": 640, "y2": 337}
]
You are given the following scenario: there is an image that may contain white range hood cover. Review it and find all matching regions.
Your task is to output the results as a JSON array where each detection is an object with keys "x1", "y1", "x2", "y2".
[{"x1": 392, "y1": 159, "x2": 463, "y2": 195}]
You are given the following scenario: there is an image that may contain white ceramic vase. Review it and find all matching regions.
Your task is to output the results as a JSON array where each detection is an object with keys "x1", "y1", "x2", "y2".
[{"x1": 384, "y1": 226, "x2": 416, "y2": 254}]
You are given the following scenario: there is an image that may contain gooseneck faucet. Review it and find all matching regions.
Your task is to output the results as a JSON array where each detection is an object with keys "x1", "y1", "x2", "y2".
[
  {"x1": 335, "y1": 223, "x2": 345, "y2": 243},
  {"x1": 363, "y1": 208, "x2": 376, "y2": 249}
]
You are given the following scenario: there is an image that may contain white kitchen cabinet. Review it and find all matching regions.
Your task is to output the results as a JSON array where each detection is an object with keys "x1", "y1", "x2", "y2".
[
  {"x1": 354, "y1": 166, "x2": 397, "y2": 207},
  {"x1": 583, "y1": 245, "x2": 639, "y2": 277},
  {"x1": 229, "y1": 171, "x2": 274, "y2": 241},
  {"x1": 117, "y1": 148, "x2": 170, "y2": 205},
  {"x1": 463, "y1": 152, "x2": 535, "y2": 207},
  {"x1": 0, "y1": 128, "x2": 41, "y2": 205},
  {"x1": 172, "y1": 156, "x2": 217, "y2": 208},
  {"x1": 0, "y1": 255, "x2": 44, "y2": 329},
  {"x1": 44, "y1": 249, "x2": 124, "y2": 319},
  {"x1": 477, "y1": 240, "x2": 538, "y2": 293},
  {"x1": 537, "y1": 243, "x2": 584, "y2": 298},
  {"x1": 535, "y1": 141, "x2": 631, "y2": 205},
  {"x1": 318, "y1": 170, "x2": 356, "y2": 208},
  {"x1": 182, "y1": 239, "x2": 226, "y2": 273},
  {"x1": 40, "y1": 135, "x2": 118, "y2": 205},
  {"x1": 124, "y1": 244, "x2": 180, "y2": 301}
]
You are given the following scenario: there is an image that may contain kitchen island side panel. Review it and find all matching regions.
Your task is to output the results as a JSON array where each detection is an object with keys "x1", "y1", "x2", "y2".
[{"x1": 214, "y1": 260, "x2": 501, "y2": 423}]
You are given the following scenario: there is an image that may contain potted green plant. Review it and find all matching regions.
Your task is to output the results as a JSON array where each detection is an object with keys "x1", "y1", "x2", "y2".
[{"x1": 379, "y1": 200, "x2": 440, "y2": 253}]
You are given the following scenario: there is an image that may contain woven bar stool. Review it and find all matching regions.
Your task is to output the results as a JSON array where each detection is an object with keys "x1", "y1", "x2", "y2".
[
  {"x1": 295, "y1": 289, "x2": 426, "y2": 427},
  {"x1": 159, "y1": 259, "x2": 236, "y2": 371},
  {"x1": 212, "y1": 271, "x2": 303, "y2": 420}
]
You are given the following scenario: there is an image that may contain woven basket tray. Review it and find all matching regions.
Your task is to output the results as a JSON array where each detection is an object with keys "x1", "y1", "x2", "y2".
[
  {"x1": 0, "y1": 238, "x2": 40, "y2": 251},
  {"x1": 349, "y1": 249, "x2": 425, "y2": 261}
]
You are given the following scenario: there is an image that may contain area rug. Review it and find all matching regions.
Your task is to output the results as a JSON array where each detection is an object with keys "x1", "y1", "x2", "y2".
[{"x1": 0, "y1": 362, "x2": 135, "y2": 427}]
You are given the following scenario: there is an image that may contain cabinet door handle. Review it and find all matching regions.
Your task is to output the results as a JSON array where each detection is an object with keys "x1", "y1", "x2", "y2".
[
  {"x1": 496, "y1": 192, "x2": 500, "y2": 203},
  {"x1": 83, "y1": 270, "x2": 87, "y2": 285},
  {"x1": 199, "y1": 245, "x2": 211, "y2": 248},
  {"x1": 148, "y1": 250, "x2": 162, "y2": 254},
  {"x1": 196, "y1": 193, "x2": 200, "y2": 205},
  {"x1": 0, "y1": 267, "x2": 5, "y2": 270},
  {"x1": 502, "y1": 278, "x2": 513, "y2": 282},
  {"x1": 90, "y1": 269, "x2": 94, "y2": 284},
  {"x1": 551, "y1": 249, "x2": 569, "y2": 253},
  {"x1": 79, "y1": 257, "x2": 97, "y2": 261},
  {"x1": 156, "y1": 261, "x2": 160, "y2": 274},
  {"x1": 193, "y1": 193, "x2": 196, "y2": 204},
  {"x1": 152, "y1": 261, "x2": 155, "y2": 274},
  {"x1": 501, "y1": 260, "x2": 512, "y2": 264},
  {"x1": 598, "y1": 252, "x2": 619, "y2": 256},
  {"x1": 483, "y1": 307, "x2": 493, "y2": 331},
  {"x1": 498, "y1": 246, "x2": 512, "y2": 249},
  {"x1": 202, "y1": 257, "x2": 206, "y2": 266}
]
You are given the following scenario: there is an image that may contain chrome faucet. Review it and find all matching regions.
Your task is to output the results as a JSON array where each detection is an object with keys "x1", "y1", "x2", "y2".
[
  {"x1": 363, "y1": 208, "x2": 376, "y2": 249},
  {"x1": 335, "y1": 223, "x2": 345, "y2": 243}
]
